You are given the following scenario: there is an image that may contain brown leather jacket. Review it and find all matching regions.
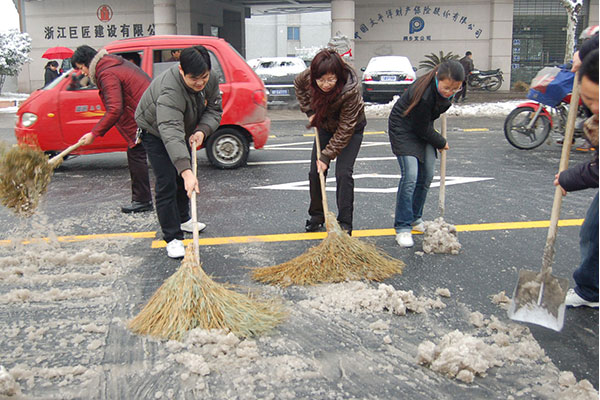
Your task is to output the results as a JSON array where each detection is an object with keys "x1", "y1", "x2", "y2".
[{"x1": 294, "y1": 65, "x2": 366, "y2": 165}]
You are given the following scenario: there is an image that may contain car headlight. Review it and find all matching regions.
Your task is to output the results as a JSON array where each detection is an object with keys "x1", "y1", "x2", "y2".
[{"x1": 21, "y1": 112, "x2": 38, "y2": 127}]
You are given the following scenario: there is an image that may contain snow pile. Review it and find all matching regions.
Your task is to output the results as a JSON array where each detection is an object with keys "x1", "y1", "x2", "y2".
[
  {"x1": 299, "y1": 281, "x2": 447, "y2": 315},
  {"x1": 422, "y1": 217, "x2": 461, "y2": 255},
  {"x1": 558, "y1": 371, "x2": 599, "y2": 400},
  {"x1": 364, "y1": 98, "x2": 523, "y2": 119},
  {"x1": 491, "y1": 290, "x2": 512, "y2": 310},
  {"x1": 0, "y1": 365, "x2": 20, "y2": 397}
]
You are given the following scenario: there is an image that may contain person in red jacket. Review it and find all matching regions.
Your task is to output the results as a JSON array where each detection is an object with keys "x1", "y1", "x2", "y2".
[{"x1": 71, "y1": 45, "x2": 153, "y2": 213}]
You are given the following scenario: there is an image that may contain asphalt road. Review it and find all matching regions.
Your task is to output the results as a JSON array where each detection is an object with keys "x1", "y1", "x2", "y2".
[{"x1": 0, "y1": 108, "x2": 597, "y2": 399}]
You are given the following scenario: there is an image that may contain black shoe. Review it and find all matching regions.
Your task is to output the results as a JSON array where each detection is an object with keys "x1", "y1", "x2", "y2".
[
  {"x1": 121, "y1": 201, "x2": 153, "y2": 213},
  {"x1": 339, "y1": 222, "x2": 352, "y2": 236},
  {"x1": 305, "y1": 219, "x2": 324, "y2": 232}
]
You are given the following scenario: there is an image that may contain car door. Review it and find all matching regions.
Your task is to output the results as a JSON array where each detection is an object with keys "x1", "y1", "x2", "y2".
[{"x1": 57, "y1": 74, "x2": 126, "y2": 151}]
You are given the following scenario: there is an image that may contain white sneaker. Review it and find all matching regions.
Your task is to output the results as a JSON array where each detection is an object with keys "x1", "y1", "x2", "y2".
[
  {"x1": 412, "y1": 222, "x2": 425, "y2": 233},
  {"x1": 565, "y1": 288, "x2": 599, "y2": 308},
  {"x1": 166, "y1": 239, "x2": 185, "y2": 259},
  {"x1": 395, "y1": 232, "x2": 414, "y2": 247},
  {"x1": 180, "y1": 219, "x2": 207, "y2": 233}
]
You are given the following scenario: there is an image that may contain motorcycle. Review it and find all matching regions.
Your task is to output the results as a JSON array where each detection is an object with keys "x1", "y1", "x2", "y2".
[
  {"x1": 504, "y1": 67, "x2": 586, "y2": 150},
  {"x1": 467, "y1": 69, "x2": 503, "y2": 91}
]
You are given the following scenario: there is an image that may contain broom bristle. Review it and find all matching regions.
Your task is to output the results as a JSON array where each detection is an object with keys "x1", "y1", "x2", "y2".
[
  {"x1": 252, "y1": 212, "x2": 404, "y2": 286},
  {"x1": 128, "y1": 245, "x2": 286, "y2": 341},
  {"x1": 0, "y1": 143, "x2": 54, "y2": 217}
]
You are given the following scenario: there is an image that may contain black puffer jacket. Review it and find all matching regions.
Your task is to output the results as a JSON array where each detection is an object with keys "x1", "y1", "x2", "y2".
[{"x1": 388, "y1": 78, "x2": 451, "y2": 162}]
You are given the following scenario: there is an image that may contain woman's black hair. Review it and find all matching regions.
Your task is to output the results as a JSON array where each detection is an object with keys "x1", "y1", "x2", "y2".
[
  {"x1": 45, "y1": 60, "x2": 58, "y2": 69},
  {"x1": 578, "y1": 48, "x2": 598, "y2": 85},
  {"x1": 308, "y1": 48, "x2": 348, "y2": 128},
  {"x1": 403, "y1": 60, "x2": 465, "y2": 116},
  {"x1": 179, "y1": 46, "x2": 212, "y2": 77},
  {"x1": 71, "y1": 45, "x2": 98, "y2": 68}
]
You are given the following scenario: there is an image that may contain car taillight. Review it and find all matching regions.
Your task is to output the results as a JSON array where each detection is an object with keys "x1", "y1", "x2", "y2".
[
  {"x1": 253, "y1": 89, "x2": 267, "y2": 107},
  {"x1": 363, "y1": 74, "x2": 373, "y2": 81}
]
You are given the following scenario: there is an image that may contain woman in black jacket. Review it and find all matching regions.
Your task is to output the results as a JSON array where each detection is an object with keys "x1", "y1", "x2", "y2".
[
  {"x1": 388, "y1": 60, "x2": 464, "y2": 247},
  {"x1": 43, "y1": 60, "x2": 60, "y2": 87}
]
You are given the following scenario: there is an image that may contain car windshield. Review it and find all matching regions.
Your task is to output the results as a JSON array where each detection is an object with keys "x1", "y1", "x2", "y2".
[
  {"x1": 367, "y1": 57, "x2": 413, "y2": 72},
  {"x1": 43, "y1": 70, "x2": 70, "y2": 90},
  {"x1": 251, "y1": 58, "x2": 305, "y2": 76}
]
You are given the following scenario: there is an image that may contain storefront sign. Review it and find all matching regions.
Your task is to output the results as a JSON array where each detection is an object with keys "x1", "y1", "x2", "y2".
[
  {"x1": 355, "y1": 5, "x2": 483, "y2": 41},
  {"x1": 44, "y1": 23, "x2": 155, "y2": 40}
]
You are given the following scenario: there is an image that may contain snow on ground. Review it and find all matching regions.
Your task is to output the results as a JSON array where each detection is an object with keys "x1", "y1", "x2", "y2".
[
  {"x1": 0, "y1": 221, "x2": 597, "y2": 399},
  {"x1": 365, "y1": 96, "x2": 523, "y2": 119}
]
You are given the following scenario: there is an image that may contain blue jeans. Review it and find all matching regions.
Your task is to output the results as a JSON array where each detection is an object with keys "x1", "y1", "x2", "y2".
[
  {"x1": 394, "y1": 144, "x2": 436, "y2": 232},
  {"x1": 573, "y1": 192, "x2": 599, "y2": 302}
]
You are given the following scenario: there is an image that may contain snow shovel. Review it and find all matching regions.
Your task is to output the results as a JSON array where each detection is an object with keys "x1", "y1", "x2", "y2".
[{"x1": 507, "y1": 73, "x2": 581, "y2": 331}]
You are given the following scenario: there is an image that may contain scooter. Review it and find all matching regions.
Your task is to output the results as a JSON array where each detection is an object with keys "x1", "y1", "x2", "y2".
[
  {"x1": 467, "y1": 69, "x2": 503, "y2": 91},
  {"x1": 504, "y1": 68, "x2": 586, "y2": 150}
]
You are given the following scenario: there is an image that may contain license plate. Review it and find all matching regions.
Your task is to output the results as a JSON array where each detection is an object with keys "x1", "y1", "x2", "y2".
[
  {"x1": 270, "y1": 89, "x2": 289, "y2": 96},
  {"x1": 381, "y1": 75, "x2": 397, "y2": 82}
]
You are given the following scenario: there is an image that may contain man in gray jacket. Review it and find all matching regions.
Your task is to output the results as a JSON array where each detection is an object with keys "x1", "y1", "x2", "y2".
[{"x1": 135, "y1": 45, "x2": 223, "y2": 258}]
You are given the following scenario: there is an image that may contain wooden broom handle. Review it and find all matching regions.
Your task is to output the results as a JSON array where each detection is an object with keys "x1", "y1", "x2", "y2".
[
  {"x1": 314, "y1": 128, "x2": 329, "y2": 216},
  {"x1": 48, "y1": 139, "x2": 86, "y2": 165},
  {"x1": 541, "y1": 72, "x2": 580, "y2": 275},
  {"x1": 191, "y1": 143, "x2": 200, "y2": 262},
  {"x1": 439, "y1": 114, "x2": 447, "y2": 217}
]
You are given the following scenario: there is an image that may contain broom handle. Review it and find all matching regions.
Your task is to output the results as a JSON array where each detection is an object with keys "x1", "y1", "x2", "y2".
[
  {"x1": 191, "y1": 143, "x2": 200, "y2": 262},
  {"x1": 439, "y1": 114, "x2": 448, "y2": 217},
  {"x1": 541, "y1": 72, "x2": 580, "y2": 276},
  {"x1": 314, "y1": 128, "x2": 329, "y2": 216},
  {"x1": 48, "y1": 139, "x2": 86, "y2": 165}
]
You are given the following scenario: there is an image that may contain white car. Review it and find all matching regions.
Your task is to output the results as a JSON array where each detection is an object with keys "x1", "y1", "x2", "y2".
[
  {"x1": 247, "y1": 57, "x2": 306, "y2": 105},
  {"x1": 361, "y1": 56, "x2": 416, "y2": 103}
]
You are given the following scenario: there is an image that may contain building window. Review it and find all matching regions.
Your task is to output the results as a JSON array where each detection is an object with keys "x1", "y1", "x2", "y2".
[{"x1": 287, "y1": 26, "x2": 300, "y2": 41}]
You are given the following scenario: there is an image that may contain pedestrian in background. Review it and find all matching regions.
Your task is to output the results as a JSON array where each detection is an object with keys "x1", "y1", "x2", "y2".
[
  {"x1": 388, "y1": 60, "x2": 464, "y2": 248},
  {"x1": 43, "y1": 60, "x2": 59, "y2": 87},
  {"x1": 135, "y1": 46, "x2": 223, "y2": 259},
  {"x1": 71, "y1": 45, "x2": 153, "y2": 214},
  {"x1": 456, "y1": 51, "x2": 474, "y2": 103},
  {"x1": 294, "y1": 48, "x2": 366, "y2": 235},
  {"x1": 555, "y1": 49, "x2": 599, "y2": 308}
]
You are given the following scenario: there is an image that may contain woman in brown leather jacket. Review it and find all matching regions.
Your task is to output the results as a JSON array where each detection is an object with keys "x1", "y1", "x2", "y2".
[{"x1": 294, "y1": 49, "x2": 366, "y2": 235}]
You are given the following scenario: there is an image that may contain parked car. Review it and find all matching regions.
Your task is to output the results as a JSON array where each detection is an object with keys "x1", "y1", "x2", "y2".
[
  {"x1": 247, "y1": 57, "x2": 306, "y2": 106},
  {"x1": 15, "y1": 35, "x2": 270, "y2": 169},
  {"x1": 360, "y1": 56, "x2": 416, "y2": 103}
]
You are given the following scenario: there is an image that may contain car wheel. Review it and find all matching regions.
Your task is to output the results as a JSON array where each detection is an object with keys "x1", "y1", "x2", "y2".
[
  {"x1": 362, "y1": 92, "x2": 371, "y2": 103},
  {"x1": 205, "y1": 128, "x2": 249, "y2": 169}
]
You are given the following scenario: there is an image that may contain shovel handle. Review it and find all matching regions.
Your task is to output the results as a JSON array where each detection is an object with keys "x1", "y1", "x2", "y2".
[
  {"x1": 314, "y1": 128, "x2": 329, "y2": 216},
  {"x1": 541, "y1": 72, "x2": 581, "y2": 275},
  {"x1": 439, "y1": 114, "x2": 448, "y2": 217},
  {"x1": 191, "y1": 143, "x2": 200, "y2": 262},
  {"x1": 48, "y1": 140, "x2": 86, "y2": 165}
]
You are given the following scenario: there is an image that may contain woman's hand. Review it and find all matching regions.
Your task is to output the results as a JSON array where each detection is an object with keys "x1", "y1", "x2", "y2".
[
  {"x1": 181, "y1": 169, "x2": 200, "y2": 198},
  {"x1": 190, "y1": 131, "x2": 205, "y2": 147},
  {"x1": 554, "y1": 173, "x2": 567, "y2": 196},
  {"x1": 317, "y1": 159, "x2": 328, "y2": 173},
  {"x1": 79, "y1": 132, "x2": 95, "y2": 145}
]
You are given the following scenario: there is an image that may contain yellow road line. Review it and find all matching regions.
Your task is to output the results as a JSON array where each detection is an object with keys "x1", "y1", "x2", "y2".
[
  {"x1": 0, "y1": 219, "x2": 583, "y2": 248},
  {"x1": 303, "y1": 130, "x2": 386, "y2": 137},
  {"x1": 463, "y1": 128, "x2": 490, "y2": 132}
]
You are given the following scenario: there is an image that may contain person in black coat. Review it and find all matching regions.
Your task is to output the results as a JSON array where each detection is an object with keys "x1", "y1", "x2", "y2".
[
  {"x1": 456, "y1": 51, "x2": 474, "y2": 102},
  {"x1": 388, "y1": 60, "x2": 464, "y2": 248},
  {"x1": 555, "y1": 49, "x2": 599, "y2": 308},
  {"x1": 43, "y1": 60, "x2": 60, "y2": 87}
]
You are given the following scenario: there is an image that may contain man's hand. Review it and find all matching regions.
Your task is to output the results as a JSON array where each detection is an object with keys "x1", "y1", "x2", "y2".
[
  {"x1": 79, "y1": 132, "x2": 95, "y2": 145},
  {"x1": 554, "y1": 173, "x2": 567, "y2": 196},
  {"x1": 181, "y1": 169, "x2": 200, "y2": 198},
  {"x1": 190, "y1": 131, "x2": 205, "y2": 147},
  {"x1": 440, "y1": 142, "x2": 450, "y2": 151},
  {"x1": 317, "y1": 159, "x2": 328, "y2": 173}
]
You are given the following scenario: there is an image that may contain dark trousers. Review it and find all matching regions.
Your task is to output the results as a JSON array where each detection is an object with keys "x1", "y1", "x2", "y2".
[
  {"x1": 141, "y1": 132, "x2": 190, "y2": 243},
  {"x1": 126, "y1": 143, "x2": 152, "y2": 203},
  {"x1": 456, "y1": 79, "x2": 468, "y2": 101},
  {"x1": 308, "y1": 127, "x2": 364, "y2": 229},
  {"x1": 573, "y1": 192, "x2": 599, "y2": 302}
]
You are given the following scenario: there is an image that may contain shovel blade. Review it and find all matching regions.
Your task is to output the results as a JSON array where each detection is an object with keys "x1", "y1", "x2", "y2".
[{"x1": 508, "y1": 269, "x2": 569, "y2": 331}]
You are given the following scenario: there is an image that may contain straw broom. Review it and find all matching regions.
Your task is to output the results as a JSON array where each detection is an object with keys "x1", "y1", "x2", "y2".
[
  {"x1": 128, "y1": 144, "x2": 285, "y2": 341},
  {"x1": 0, "y1": 139, "x2": 85, "y2": 217},
  {"x1": 252, "y1": 128, "x2": 404, "y2": 287}
]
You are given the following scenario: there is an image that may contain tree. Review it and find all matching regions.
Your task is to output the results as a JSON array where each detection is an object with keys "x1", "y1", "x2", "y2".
[
  {"x1": 0, "y1": 30, "x2": 31, "y2": 93},
  {"x1": 560, "y1": 0, "x2": 582, "y2": 64},
  {"x1": 418, "y1": 51, "x2": 459, "y2": 71}
]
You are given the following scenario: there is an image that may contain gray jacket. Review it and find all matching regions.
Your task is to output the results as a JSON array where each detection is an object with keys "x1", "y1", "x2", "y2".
[{"x1": 135, "y1": 64, "x2": 222, "y2": 174}]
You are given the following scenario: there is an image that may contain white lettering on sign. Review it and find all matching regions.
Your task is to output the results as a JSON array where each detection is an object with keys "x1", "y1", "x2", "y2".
[{"x1": 253, "y1": 173, "x2": 493, "y2": 193}]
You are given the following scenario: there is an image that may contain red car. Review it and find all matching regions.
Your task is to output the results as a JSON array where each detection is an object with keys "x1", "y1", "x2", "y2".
[{"x1": 15, "y1": 35, "x2": 269, "y2": 169}]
